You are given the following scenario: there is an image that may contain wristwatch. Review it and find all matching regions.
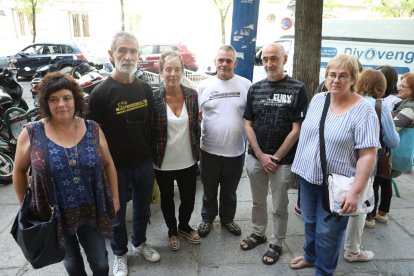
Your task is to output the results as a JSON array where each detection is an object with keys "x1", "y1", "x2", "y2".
[{"x1": 273, "y1": 158, "x2": 281, "y2": 165}]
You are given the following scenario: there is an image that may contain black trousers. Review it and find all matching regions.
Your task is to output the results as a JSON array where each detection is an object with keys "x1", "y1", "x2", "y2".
[
  {"x1": 200, "y1": 150, "x2": 245, "y2": 224},
  {"x1": 368, "y1": 175, "x2": 392, "y2": 219},
  {"x1": 155, "y1": 163, "x2": 197, "y2": 237}
]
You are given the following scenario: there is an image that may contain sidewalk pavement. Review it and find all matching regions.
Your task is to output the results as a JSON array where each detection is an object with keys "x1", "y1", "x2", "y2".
[{"x1": 1, "y1": 168, "x2": 414, "y2": 276}]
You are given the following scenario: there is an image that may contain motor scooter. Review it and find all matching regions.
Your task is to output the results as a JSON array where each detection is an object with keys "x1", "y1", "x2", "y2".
[
  {"x1": 0, "y1": 60, "x2": 29, "y2": 112},
  {"x1": 0, "y1": 106, "x2": 39, "y2": 183}
]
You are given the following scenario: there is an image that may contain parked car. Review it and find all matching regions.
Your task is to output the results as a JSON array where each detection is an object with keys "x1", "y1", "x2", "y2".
[
  {"x1": 0, "y1": 43, "x2": 88, "y2": 78},
  {"x1": 139, "y1": 43, "x2": 198, "y2": 72}
]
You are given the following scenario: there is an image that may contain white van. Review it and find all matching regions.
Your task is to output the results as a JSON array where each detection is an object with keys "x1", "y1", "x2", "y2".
[{"x1": 256, "y1": 18, "x2": 414, "y2": 81}]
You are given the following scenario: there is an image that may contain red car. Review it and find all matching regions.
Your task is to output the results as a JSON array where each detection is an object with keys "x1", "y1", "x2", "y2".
[{"x1": 139, "y1": 44, "x2": 198, "y2": 73}]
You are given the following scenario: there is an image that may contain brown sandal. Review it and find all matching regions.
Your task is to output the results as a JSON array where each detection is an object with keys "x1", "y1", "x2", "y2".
[
  {"x1": 168, "y1": 235, "x2": 180, "y2": 251},
  {"x1": 289, "y1": 256, "x2": 313, "y2": 270}
]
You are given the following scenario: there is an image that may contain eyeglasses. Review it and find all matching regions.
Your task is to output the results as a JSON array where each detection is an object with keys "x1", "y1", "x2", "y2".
[{"x1": 327, "y1": 73, "x2": 350, "y2": 82}]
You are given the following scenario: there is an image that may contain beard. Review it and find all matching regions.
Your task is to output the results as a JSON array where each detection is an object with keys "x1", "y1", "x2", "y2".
[{"x1": 114, "y1": 59, "x2": 137, "y2": 75}]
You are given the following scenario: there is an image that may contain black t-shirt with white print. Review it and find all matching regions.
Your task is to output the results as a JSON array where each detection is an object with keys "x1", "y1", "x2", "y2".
[{"x1": 244, "y1": 75, "x2": 308, "y2": 164}]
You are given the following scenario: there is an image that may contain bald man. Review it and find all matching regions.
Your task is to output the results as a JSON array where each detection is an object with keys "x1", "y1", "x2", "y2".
[{"x1": 241, "y1": 43, "x2": 308, "y2": 265}]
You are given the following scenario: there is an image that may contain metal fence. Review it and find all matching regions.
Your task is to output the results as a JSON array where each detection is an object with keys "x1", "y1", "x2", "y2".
[{"x1": 143, "y1": 69, "x2": 211, "y2": 90}]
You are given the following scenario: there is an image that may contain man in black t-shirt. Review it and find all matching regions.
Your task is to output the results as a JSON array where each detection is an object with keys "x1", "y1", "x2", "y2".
[
  {"x1": 241, "y1": 43, "x2": 308, "y2": 265},
  {"x1": 89, "y1": 31, "x2": 159, "y2": 276}
]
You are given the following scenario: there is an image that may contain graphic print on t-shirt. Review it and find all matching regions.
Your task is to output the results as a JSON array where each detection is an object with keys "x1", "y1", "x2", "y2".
[
  {"x1": 115, "y1": 99, "x2": 148, "y2": 115},
  {"x1": 260, "y1": 93, "x2": 294, "y2": 107},
  {"x1": 115, "y1": 99, "x2": 149, "y2": 123},
  {"x1": 208, "y1": 91, "x2": 241, "y2": 101}
]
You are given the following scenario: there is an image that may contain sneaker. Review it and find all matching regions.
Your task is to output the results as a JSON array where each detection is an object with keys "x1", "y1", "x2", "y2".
[
  {"x1": 198, "y1": 222, "x2": 212, "y2": 237},
  {"x1": 221, "y1": 221, "x2": 242, "y2": 236},
  {"x1": 344, "y1": 250, "x2": 374, "y2": 262},
  {"x1": 113, "y1": 254, "x2": 128, "y2": 276},
  {"x1": 365, "y1": 219, "x2": 375, "y2": 229},
  {"x1": 376, "y1": 213, "x2": 389, "y2": 223},
  {"x1": 132, "y1": 243, "x2": 160, "y2": 262}
]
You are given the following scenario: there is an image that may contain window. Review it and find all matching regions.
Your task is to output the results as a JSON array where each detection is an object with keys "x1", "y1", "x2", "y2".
[
  {"x1": 126, "y1": 14, "x2": 141, "y2": 33},
  {"x1": 13, "y1": 10, "x2": 32, "y2": 37},
  {"x1": 21, "y1": 45, "x2": 43, "y2": 55},
  {"x1": 160, "y1": 45, "x2": 177, "y2": 53},
  {"x1": 71, "y1": 13, "x2": 90, "y2": 37},
  {"x1": 140, "y1": 45, "x2": 157, "y2": 55},
  {"x1": 62, "y1": 45, "x2": 76, "y2": 54}
]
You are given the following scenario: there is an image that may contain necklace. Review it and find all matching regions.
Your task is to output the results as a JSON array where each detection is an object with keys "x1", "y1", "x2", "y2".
[{"x1": 52, "y1": 118, "x2": 80, "y2": 184}]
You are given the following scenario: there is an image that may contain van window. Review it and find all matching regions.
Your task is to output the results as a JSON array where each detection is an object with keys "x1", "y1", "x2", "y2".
[
  {"x1": 277, "y1": 40, "x2": 292, "y2": 54},
  {"x1": 140, "y1": 45, "x2": 157, "y2": 55},
  {"x1": 255, "y1": 40, "x2": 293, "y2": 66}
]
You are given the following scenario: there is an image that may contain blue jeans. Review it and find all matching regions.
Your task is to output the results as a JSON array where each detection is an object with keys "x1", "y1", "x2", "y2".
[
  {"x1": 110, "y1": 159, "x2": 154, "y2": 256},
  {"x1": 300, "y1": 177, "x2": 349, "y2": 276},
  {"x1": 63, "y1": 225, "x2": 109, "y2": 276}
]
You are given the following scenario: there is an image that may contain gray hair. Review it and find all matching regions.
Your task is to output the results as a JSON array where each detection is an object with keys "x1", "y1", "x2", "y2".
[
  {"x1": 217, "y1": 44, "x2": 236, "y2": 55},
  {"x1": 110, "y1": 31, "x2": 138, "y2": 52}
]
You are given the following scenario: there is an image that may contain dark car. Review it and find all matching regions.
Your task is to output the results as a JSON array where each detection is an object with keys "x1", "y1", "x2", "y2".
[
  {"x1": 139, "y1": 43, "x2": 198, "y2": 73},
  {"x1": 0, "y1": 43, "x2": 88, "y2": 78}
]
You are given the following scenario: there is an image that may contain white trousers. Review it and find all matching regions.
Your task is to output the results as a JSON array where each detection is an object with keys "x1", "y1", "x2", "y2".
[{"x1": 344, "y1": 213, "x2": 367, "y2": 254}]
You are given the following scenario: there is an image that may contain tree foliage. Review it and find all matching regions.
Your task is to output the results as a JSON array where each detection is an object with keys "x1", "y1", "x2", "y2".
[
  {"x1": 368, "y1": 0, "x2": 414, "y2": 17},
  {"x1": 15, "y1": 0, "x2": 47, "y2": 42},
  {"x1": 323, "y1": 0, "x2": 340, "y2": 14},
  {"x1": 213, "y1": 0, "x2": 233, "y2": 44}
]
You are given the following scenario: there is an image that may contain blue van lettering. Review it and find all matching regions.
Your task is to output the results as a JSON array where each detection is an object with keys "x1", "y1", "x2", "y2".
[
  {"x1": 406, "y1": 52, "x2": 414, "y2": 64},
  {"x1": 342, "y1": 47, "x2": 414, "y2": 64},
  {"x1": 385, "y1": 51, "x2": 395, "y2": 59},
  {"x1": 394, "y1": 51, "x2": 404, "y2": 60},
  {"x1": 377, "y1": 50, "x2": 387, "y2": 59},
  {"x1": 344, "y1": 48, "x2": 353, "y2": 55},
  {"x1": 364, "y1": 49, "x2": 376, "y2": 60}
]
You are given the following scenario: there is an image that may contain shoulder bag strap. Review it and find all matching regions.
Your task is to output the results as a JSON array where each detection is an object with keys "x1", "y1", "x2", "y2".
[
  {"x1": 319, "y1": 93, "x2": 333, "y2": 215},
  {"x1": 319, "y1": 93, "x2": 331, "y2": 185},
  {"x1": 37, "y1": 122, "x2": 56, "y2": 208},
  {"x1": 375, "y1": 99, "x2": 386, "y2": 148}
]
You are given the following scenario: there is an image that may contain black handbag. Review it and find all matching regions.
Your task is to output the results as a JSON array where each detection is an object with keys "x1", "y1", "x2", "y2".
[
  {"x1": 10, "y1": 122, "x2": 65, "y2": 269},
  {"x1": 374, "y1": 99, "x2": 392, "y2": 179}
]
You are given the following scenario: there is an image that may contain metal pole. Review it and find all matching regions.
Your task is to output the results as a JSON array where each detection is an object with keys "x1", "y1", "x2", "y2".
[{"x1": 230, "y1": 0, "x2": 260, "y2": 81}]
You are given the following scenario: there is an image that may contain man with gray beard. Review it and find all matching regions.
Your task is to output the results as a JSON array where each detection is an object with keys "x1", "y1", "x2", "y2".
[
  {"x1": 89, "y1": 31, "x2": 159, "y2": 276},
  {"x1": 241, "y1": 43, "x2": 308, "y2": 265}
]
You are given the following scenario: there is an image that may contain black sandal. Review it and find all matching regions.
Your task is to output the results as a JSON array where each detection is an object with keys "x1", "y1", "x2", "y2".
[
  {"x1": 240, "y1": 233, "x2": 267, "y2": 251},
  {"x1": 262, "y1": 244, "x2": 282, "y2": 265}
]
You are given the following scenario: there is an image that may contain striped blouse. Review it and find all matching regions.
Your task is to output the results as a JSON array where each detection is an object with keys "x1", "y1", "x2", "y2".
[{"x1": 291, "y1": 92, "x2": 381, "y2": 185}]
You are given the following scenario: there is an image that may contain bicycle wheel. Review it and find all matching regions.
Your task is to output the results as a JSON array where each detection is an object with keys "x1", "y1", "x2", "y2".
[{"x1": 0, "y1": 152, "x2": 13, "y2": 184}]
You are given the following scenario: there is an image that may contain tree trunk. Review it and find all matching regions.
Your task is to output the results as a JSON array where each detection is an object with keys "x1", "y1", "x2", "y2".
[
  {"x1": 220, "y1": 15, "x2": 226, "y2": 44},
  {"x1": 31, "y1": 4, "x2": 36, "y2": 43},
  {"x1": 120, "y1": 0, "x2": 125, "y2": 31},
  {"x1": 293, "y1": 0, "x2": 324, "y2": 99}
]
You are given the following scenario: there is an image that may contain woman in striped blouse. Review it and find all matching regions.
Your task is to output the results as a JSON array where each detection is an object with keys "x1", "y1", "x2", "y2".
[{"x1": 289, "y1": 54, "x2": 380, "y2": 275}]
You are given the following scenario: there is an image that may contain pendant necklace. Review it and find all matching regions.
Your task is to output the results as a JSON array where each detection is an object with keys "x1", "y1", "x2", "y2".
[{"x1": 53, "y1": 118, "x2": 80, "y2": 184}]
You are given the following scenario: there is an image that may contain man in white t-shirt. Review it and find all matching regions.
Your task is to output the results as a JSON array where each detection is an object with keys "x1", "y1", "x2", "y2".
[{"x1": 197, "y1": 45, "x2": 251, "y2": 237}]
